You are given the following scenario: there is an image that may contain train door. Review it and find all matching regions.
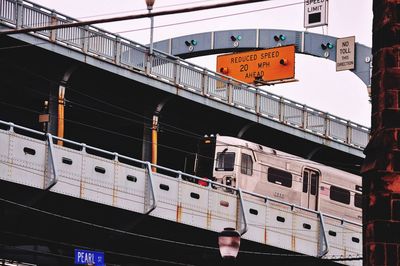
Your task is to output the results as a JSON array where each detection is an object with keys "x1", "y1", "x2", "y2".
[{"x1": 301, "y1": 168, "x2": 320, "y2": 210}]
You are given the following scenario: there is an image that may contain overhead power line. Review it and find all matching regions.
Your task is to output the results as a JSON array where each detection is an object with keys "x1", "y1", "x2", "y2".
[
  {"x1": 0, "y1": 196, "x2": 361, "y2": 261},
  {"x1": 0, "y1": 0, "x2": 271, "y2": 36},
  {"x1": 116, "y1": 1, "x2": 303, "y2": 34},
  {"x1": 77, "y1": 0, "x2": 218, "y2": 20}
]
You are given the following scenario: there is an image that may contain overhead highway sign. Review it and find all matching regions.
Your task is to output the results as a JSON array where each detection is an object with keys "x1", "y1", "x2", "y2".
[
  {"x1": 216, "y1": 45, "x2": 295, "y2": 84},
  {"x1": 336, "y1": 36, "x2": 356, "y2": 71}
]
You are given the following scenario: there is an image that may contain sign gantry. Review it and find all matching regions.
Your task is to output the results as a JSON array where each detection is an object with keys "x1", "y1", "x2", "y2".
[{"x1": 153, "y1": 29, "x2": 372, "y2": 87}]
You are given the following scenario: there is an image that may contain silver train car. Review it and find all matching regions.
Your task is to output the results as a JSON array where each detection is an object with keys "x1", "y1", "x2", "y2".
[{"x1": 194, "y1": 135, "x2": 362, "y2": 223}]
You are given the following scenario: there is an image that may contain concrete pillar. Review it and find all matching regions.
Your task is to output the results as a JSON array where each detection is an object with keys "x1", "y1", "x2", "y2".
[{"x1": 361, "y1": 1, "x2": 400, "y2": 265}]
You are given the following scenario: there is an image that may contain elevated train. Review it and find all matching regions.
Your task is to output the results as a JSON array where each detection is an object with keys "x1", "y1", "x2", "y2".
[{"x1": 194, "y1": 135, "x2": 362, "y2": 223}]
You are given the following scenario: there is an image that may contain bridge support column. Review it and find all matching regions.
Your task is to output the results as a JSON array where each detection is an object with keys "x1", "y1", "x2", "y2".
[{"x1": 361, "y1": 1, "x2": 400, "y2": 265}]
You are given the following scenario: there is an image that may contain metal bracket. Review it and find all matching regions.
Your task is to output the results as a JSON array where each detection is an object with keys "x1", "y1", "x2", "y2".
[
  {"x1": 144, "y1": 161, "x2": 157, "y2": 214},
  {"x1": 236, "y1": 188, "x2": 248, "y2": 235},
  {"x1": 317, "y1": 211, "x2": 329, "y2": 258},
  {"x1": 45, "y1": 133, "x2": 57, "y2": 190}
]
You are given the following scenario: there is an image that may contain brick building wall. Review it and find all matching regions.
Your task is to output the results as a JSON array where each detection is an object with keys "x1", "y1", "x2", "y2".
[{"x1": 361, "y1": 0, "x2": 400, "y2": 265}]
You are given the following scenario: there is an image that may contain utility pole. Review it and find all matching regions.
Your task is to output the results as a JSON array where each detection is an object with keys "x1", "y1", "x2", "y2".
[{"x1": 361, "y1": 0, "x2": 400, "y2": 265}]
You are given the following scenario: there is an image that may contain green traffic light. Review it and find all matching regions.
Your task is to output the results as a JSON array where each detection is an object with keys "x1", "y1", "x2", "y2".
[
  {"x1": 321, "y1": 42, "x2": 334, "y2": 50},
  {"x1": 279, "y1": 34, "x2": 286, "y2": 41},
  {"x1": 191, "y1": 40, "x2": 198, "y2": 46},
  {"x1": 236, "y1": 35, "x2": 242, "y2": 41}
]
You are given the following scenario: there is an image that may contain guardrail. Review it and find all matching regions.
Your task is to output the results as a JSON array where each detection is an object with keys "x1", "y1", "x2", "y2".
[
  {"x1": 0, "y1": 119, "x2": 362, "y2": 262},
  {"x1": 0, "y1": 0, "x2": 370, "y2": 150}
]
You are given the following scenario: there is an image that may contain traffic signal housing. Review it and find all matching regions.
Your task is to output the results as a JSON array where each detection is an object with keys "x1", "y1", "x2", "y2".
[
  {"x1": 230, "y1": 35, "x2": 242, "y2": 42},
  {"x1": 321, "y1": 42, "x2": 334, "y2": 50},
  {"x1": 273, "y1": 34, "x2": 286, "y2": 42},
  {"x1": 185, "y1": 40, "x2": 198, "y2": 46}
]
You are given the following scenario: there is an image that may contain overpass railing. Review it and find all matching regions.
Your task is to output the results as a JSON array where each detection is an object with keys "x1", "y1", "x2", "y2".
[
  {"x1": 0, "y1": 120, "x2": 362, "y2": 263},
  {"x1": 0, "y1": 0, "x2": 370, "y2": 149}
]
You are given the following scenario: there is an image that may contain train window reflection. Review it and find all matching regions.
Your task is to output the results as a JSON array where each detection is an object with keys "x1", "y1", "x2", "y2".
[
  {"x1": 330, "y1": 185, "x2": 350, "y2": 205},
  {"x1": 216, "y1": 152, "x2": 235, "y2": 171},
  {"x1": 241, "y1": 153, "x2": 253, "y2": 176},
  {"x1": 267, "y1": 167, "x2": 292, "y2": 188}
]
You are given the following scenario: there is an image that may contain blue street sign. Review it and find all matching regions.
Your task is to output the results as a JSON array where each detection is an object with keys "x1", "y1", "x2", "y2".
[{"x1": 74, "y1": 249, "x2": 105, "y2": 265}]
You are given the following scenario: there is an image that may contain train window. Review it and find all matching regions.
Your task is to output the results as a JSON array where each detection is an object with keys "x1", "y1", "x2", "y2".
[
  {"x1": 354, "y1": 193, "x2": 362, "y2": 208},
  {"x1": 268, "y1": 167, "x2": 292, "y2": 188},
  {"x1": 240, "y1": 153, "x2": 253, "y2": 176},
  {"x1": 330, "y1": 185, "x2": 350, "y2": 205},
  {"x1": 302, "y1": 171, "x2": 309, "y2": 193},
  {"x1": 216, "y1": 152, "x2": 235, "y2": 171},
  {"x1": 310, "y1": 172, "x2": 319, "y2": 195},
  {"x1": 62, "y1": 157, "x2": 73, "y2": 165},
  {"x1": 127, "y1": 175, "x2": 137, "y2": 182}
]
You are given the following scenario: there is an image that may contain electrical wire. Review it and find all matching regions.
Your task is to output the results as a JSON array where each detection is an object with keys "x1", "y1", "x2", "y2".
[
  {"x1": 0, "y1": 61, "x2": 203, "y2": 141},
  {"x1": 0, "y1": 159, "x2": 362, "y2": 235},
  {"x1": 0, "y1": 102, "x2": 362, "y2": 223},
  {"x1": 0, "y1": 100, "x2": 200, "y2": 158},
  {"x1": 0, "y1": 0, "x2": 275, "y2": 36},
  {"x1": 0, "y1": 1, "x2": 366, "y2": 170},
  {"x1": 76, "y1": 0, "x2": 220, "y2": 20},
  {"x1": 0, "y1": 97, "x2": 363, "y2": 217},
  {"x1": 0, "y1": 196, "x2": 362, "y2": 261},
  {"x1": 0, "y1": 100, "x2": 360, "y2": 196},
  {"x1": 0, "y1": 1, "x2": 303, "y2": 48},
  {"x1": 0, "y1": 234, "x2": 191, "y2": 266},
  {"x1": 116, "y1": 1, "x2": 303, "y2": 34},
  {"x1": 0, "y1": 63, "x2": 363, "y2": 174}
]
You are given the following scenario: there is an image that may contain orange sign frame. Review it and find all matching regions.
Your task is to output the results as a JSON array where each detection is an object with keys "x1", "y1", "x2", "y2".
[{"x1": 216, "y1": 45, "x2": 295, "y2": 84}]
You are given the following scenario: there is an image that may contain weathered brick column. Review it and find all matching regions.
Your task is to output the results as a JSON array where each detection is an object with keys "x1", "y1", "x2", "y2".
[{"x1": 361, "y1": 0, "x2": 400, "y2": 265}]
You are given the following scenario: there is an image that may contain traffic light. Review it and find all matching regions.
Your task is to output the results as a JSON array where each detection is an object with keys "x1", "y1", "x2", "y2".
[
  {"x1": 185, "y1": 39, "x2": 198, "y2": 46},
  {"x1": 279, "y1": 58, "x2": 288, "y2": 65},
  {"x1": 273, "y1": 34, "x2": 286, "y2": 42},
  {"x1": 230, "y1": 35, "x2": 242, "y2": 41},
  {"x1": 321, "y1": 42, "x2": 334, "y2": 50}
]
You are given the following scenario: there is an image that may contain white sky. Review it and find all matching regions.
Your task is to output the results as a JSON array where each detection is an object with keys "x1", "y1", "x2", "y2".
[{"x1": 33, "y1": 0, "x2": 373, "y2": 126}]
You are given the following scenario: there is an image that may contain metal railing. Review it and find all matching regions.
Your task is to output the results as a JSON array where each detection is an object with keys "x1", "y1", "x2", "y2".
[
  {"x1": 0, "y1": 119, "x2": 362, "y2": 258},
  {"x1": 0, "y1": 0, "x2": 370, "y2": 150}
]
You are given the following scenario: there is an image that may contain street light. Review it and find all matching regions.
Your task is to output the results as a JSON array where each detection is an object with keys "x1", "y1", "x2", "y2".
[
  {"x1": 145, "y1": 0, "x2": 155, "y2": 53},
  {"x1": 145, "y1": 0, "x2": 155, "y2": 73},
  {"x1": 218, "y1": 228, "x2": 241, "y2": 260}
]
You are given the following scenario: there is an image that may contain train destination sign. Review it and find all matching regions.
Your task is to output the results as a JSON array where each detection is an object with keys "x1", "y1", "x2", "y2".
[
  {"x1": 216, "y1": 45, "x2": 295, "y2": 84},
  {"x1": 336, "y1": 36, "x2": 355, "y2": 71},
  {"x1": 304, "y1": 0, "x2": 328, "y2": 28}
]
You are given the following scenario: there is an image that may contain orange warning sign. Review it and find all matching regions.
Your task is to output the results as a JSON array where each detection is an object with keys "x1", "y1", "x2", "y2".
[{"x1": 216, "y1": 45, "x2": 295, "y2": 84}]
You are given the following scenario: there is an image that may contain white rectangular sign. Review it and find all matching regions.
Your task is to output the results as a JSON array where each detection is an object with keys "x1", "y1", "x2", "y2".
[
  {"x1": 336, "y1": 36, "x2": 355, "y2": 71},
  {"x1": 304, "y1": 0, "x2": 328, "y2": 28}
]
